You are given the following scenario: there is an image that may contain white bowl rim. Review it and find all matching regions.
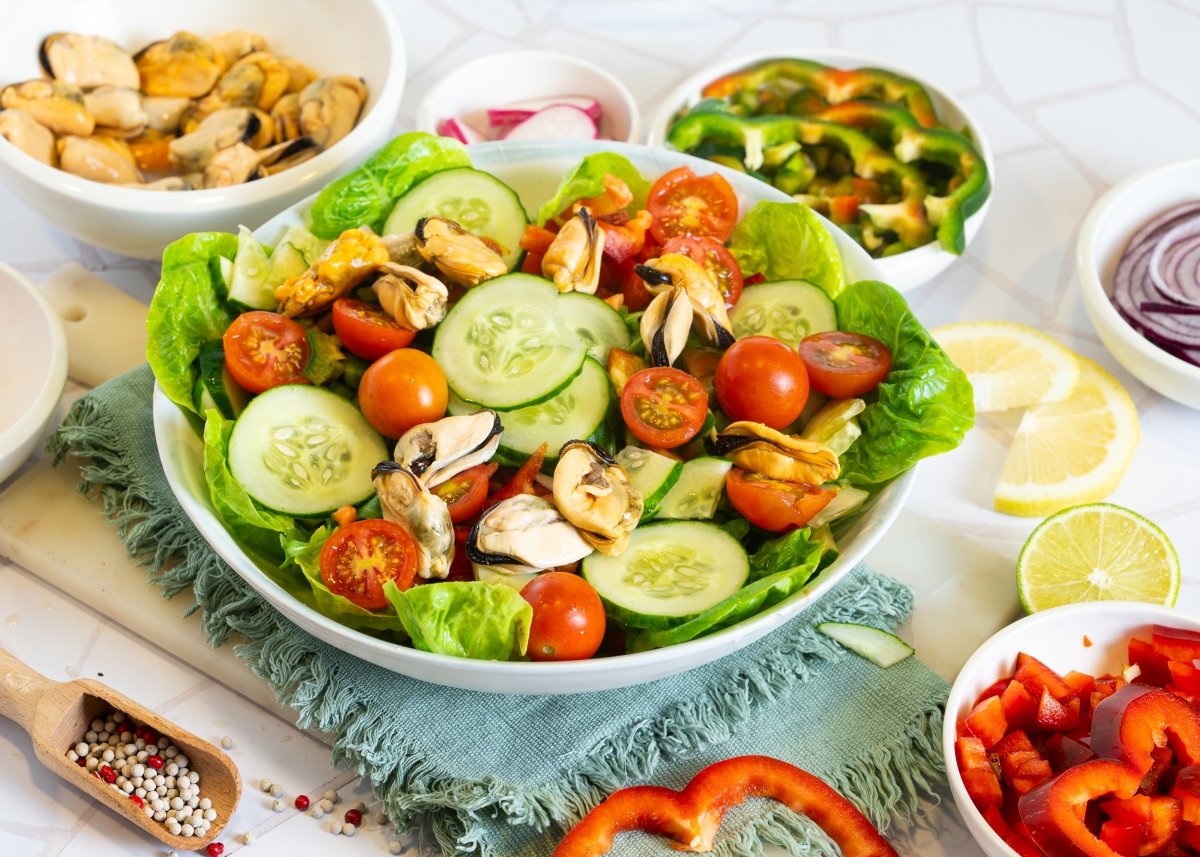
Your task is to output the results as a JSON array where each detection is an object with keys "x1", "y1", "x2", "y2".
[
  {"x1": 0, "y1": 0, "x2": 406, "y2": 214},
  {"x1": 0, "y1": 262, "x2": 67, "y2": 461},
  {"x1": 941, "y1": 600, "x2": 1200, "y2": 857},
  {"x1": 645, "y1": 48, "x2": 995, "y2": 274},
  {"x1": 152, "y1": 138, "x2": 920, "y2": 691},
  {"x1": 414, "y1": 49, "x2": 641, "y2": 144},
  {"x1": 1076, "y1": 157, "x2": 1200, "y2": 384}
]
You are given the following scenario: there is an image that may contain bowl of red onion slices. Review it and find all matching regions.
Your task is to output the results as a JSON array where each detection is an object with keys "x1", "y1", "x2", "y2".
[{"x1": 1078, "y1": 159, "x2": 1200, "y2": 409}]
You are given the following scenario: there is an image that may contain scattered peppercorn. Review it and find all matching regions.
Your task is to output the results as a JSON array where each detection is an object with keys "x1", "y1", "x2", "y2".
[{"x1": 294, "y1": 794, "x2": 310, "y2": 811}]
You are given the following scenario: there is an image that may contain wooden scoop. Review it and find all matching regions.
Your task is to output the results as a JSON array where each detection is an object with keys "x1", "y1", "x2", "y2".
[{"x1": 0, "y1": 645, "x2": 241, "y2": 851}]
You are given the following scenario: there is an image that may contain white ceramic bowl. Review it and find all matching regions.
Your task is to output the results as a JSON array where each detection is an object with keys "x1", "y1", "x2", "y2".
[
  {"x1": 153, "y1": 140, "x2": 914, "y2": 695},
  {"x1": 0, "y1": 263, "x2": 67, "y2": 485},
  {"x1": 415, "y1": 51, "x2": 639, "y2": 144},
  {"x1": 943, "y1": 601, "x2": 1200, "y2": 857},
  {"x1": 0, "y1": 0, "x2": 406, "y2": 260},
  {"x1": 647, "y1": 49, "x2": 994, "y2": 293},
  {"x1": 1077, "y1": 159, "x2": 1200, "y2": 410}
]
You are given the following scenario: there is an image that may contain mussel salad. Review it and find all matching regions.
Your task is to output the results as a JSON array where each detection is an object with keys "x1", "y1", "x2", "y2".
[
  {"x1": 0, "y1": 29, "x2": 366, "y2": 188},
  {"x1": 148, "y1": 132, "x2": 975, "y2": 662}
]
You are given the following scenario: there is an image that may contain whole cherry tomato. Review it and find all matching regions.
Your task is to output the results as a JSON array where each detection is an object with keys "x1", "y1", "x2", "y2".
[
  {"x1": 714, "y1": 336, "x2": 809, "y2": 428},
  {"x1": 521, "y1": 571, "x2": 606, "y2": 661},
  {"x1": 357, "y1": 349, "x2": 448, "y2": 438}
]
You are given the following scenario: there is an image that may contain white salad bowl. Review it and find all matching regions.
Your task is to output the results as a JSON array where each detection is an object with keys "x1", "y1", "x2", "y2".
[
  {"x1": 153, "y1": 140, "x2": 914, "y2": 695},
  {"x1": 943, "y1": 602, "x2": 1200, "y2": 857},
  {"x1": 647, "y1": 49, "x2": 994, "y2": 294},
  {"x1": 1077, "y1": 158, "x2": 1200, "y2": 410},
  {"x1": 0, "y1": 0, "x2": 405, "y2": 260}
]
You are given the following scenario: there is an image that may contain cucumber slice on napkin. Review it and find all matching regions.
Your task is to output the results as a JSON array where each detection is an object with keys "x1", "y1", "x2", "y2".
[{"x1": 817, "y1": 621, "x2": 914, "y2": 668}]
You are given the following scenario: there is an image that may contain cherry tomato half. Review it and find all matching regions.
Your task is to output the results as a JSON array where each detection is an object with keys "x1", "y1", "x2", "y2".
[
  {"x1": 714, "y1": 336, "x2": 809, "y2": 429},
  {"x1": 521, "y1": 571, "x2": 606, "y2": 661},
  {"x1": 619, "y1": 367, "x2": 709, "y2": 449},
  {"x1": 331, "y1": 299, "x2": 416, "y2": 362},
  {"x1": 357, "y1": 348, "x2": 448, "y2": 439},
  {"x1": 319, "y1": 519, "x2": 418, "y2": 610},
  {"x1": 431, "y1": 464, "x2": 490, "y2": 524},
  {"x1": 662, "y1": 235, "x2": 744, "y2": 308},
  {"x1": 221, "y1": 310, "x2": 310, "y2": 394},
  {"x1": 796, "y1": 331, "x2": 892, "y2": 398},
  {"x1": 724, "y1": 469, "x2": 837, "y2": 532},
  {"x1": 647, "y1": 166, "x2": 739, "y2": 245}
]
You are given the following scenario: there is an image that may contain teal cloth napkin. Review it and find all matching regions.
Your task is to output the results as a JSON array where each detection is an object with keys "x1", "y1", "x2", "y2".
[{"x1": 50, "y1": 365, "x2": 949, "y2": 857}]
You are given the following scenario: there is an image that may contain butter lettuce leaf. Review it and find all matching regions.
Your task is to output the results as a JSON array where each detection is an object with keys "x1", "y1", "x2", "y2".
[
  {"x1": 385, "y1": 580, "x2": 532, "y2": 660},
  {"x1": 834, "y1": 280, "x2": 974, "y2": 486},
  {"x1": 535, "y1": 152, "x2": 650, "y2": 225},
  {"x1": 727, "y1": 201, "x2": 845, "y2": 297},
  {"x1": 627, "y1": 528, "x2": 829, "y2": 652},
  {"x1": 308, "y1": 132, "x2": 471, "y2": 238},
  {"x1": 146, "y1": 232, "x2": 238, "y2": 411}
]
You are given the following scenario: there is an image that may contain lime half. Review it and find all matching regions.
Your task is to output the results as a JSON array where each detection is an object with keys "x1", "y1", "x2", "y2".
[{"x1": 1016, "y1": 503, "x2": 1180, "y2": 613}]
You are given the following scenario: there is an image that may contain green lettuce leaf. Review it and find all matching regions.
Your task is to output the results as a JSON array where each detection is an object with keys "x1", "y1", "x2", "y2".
[
  {"x1": 384, "y1": 580, "x2": 532, "y2": 660},
  {"x1": 627, "y1": 528, "x2": 828, "y2": 652},
  {"x1": 202, "y1": 410, "x2": 301, "y2": 559},
  {"x1": 834, "y1": 280, "x2": 975, "y2": 486},
  {"x1": 146, "y1": 232, "x2": 239, "y2": 411},
  {"x1": 308, "y1": 132, "x2": 471, "y2": 239},
  {"x1": 535, "y1": 152, "x2": 650, "y2": 225},
  {"x1": 726, "y1": 201, "x2": 845, "y2": 297},
  {"x1": 282, "y1": 527, "x2": 409, "y2": 635}
]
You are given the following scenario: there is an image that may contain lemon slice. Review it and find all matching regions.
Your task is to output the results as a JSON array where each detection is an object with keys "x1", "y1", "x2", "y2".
[
  {"x1": 994, "y1": 357, "x2": 1138, "y2": 517},
  {"x1": 932, "y1": 322, "x2": 1081, "y2": 412},
  {"x1": 1016, "y1": 503, "x2": 1179, "y2": 613}
]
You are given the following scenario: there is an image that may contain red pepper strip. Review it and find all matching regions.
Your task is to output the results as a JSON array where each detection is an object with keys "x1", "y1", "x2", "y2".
[
  {"x1": 1018, "y1": 759, "x2": 1142, "y2": 857},
  {"x1": 1129, "y1": 637, "x2": 1173, "y2": 686},
  {"x1": 1035, "y1": 687, "x2": 1081, "y2": 732},
  {"x1": 487, "y1": 443, "x2": 548, "y2": 507},
  {"x1": 1171, "y1": 765, "x2": 1200, "y2": 824},
  {"x1": 964, "y1": 695, "x2": 1008, "y2": 749},
  {"x1": 1141, "y1": 795, "x2": 1183, "y2": 853},
  {"x1": 1098, "y1": 820, "x2": 1143, "y2": 857},
  {"x1": 1151, "y1": 624, "x2": 1200, "y2": 662},
  {"x1": 1090, "y1": 685, "x2": 1200, "y2": 774},
  {"x1": 1001, "y1": 679, "x2": 1038, "y2": 731},
  {"x1": 957, "y1": 736, "x2": 1002, "y2": 811},
  {"x1": 553, "y1": 756, "x2": 898, "y2": 857},
  {"x1": 1169, "y1": 659, "x2": 1200, "y2": 696},
  {"x1": 1016, "y1": 652, "x2": 1076, "y2": 701}
]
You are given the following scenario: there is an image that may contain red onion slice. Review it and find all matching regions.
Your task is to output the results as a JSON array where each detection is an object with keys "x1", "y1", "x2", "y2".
[{"x1": 1148, "y1": 218, "x2": 1200, "y2": 307}]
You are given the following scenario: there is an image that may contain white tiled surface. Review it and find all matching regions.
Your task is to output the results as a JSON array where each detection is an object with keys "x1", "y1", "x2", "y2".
[{"x1": 3, "y1": 2, "x2": 1200, "y2": 855}]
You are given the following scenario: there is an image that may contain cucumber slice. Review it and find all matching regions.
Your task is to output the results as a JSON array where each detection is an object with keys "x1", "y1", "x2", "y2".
[
  {"x1": 383, "y1": 167, "x2": 528, "y2": 270},
  {"x1": 228, "y1": 385, "x2": 387, "y2": 517},
  {"x1": 432, "y1": 273, "x2": 584, "y2": 410},
  {"x1": 816, "y1": 621, "x2": 914, "y2": 668},
  {"x1": 656, "y1": 457, "x2": 733, "y2": 520},
  {"x1": 582, "y1": 521, "x2": 749, "y2": 629},
  {"x1": 227, "y1": 225, "x2": 275, "y2": 309},
  {"x1": 194, "y1": 344, "x2": 249, "y2": 420},
  {"x1": 474, "y1": 565, "x2": 539, "y2": 592},
  {"x1": 447, "y1": 357, "x2": 610, "y2": 468},
  {"x1": 729, "y1": 279, "x2": 837, "y2": 349},
  {"x1": 276, "y1": 224, "x2": 327, "y2": 264},
  {"x1": 556, "y1": 291, "x2": 631, "y2": 363},
  {"x1": 615, "y1": 446, "x2": 682, "y2": 520}
]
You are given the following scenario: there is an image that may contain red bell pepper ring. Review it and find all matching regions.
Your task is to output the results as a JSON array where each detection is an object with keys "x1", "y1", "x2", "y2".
[
  {"x1": 1141, "y1": 795, "x2": 1183, "y2": 853},
  {"x1": 1089, "y1": 685, "x2": 1200, "y2": 775},
  {"x1": 1046, "y1": 733, "x2": 1097, "y2": 772},
  {"x1": 553, "y1": 755, "x2": 899, "y2": 857},
  {"x1": 1018, "y1": 759, "x2": 1142, "y2": 857}
]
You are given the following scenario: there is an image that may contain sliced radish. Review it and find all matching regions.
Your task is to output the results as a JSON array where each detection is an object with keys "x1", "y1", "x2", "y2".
[
  {"x1": 500, "y1": 104, "x2": 598, "y2": 141},
  {"x1": 436, "y1": 117, "x2": 484, "y2": 145},
  {"x1": 488, "y1": 95, "x2": 603, "y2": 128}
]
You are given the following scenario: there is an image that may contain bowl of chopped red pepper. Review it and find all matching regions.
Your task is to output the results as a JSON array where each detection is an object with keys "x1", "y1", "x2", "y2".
[
  {"x1": 943, "y1": 601, "x2": 1200, "y2": 857},
  {"x1": 648, "y1": 49, "x2": 994, "y2": 293}
]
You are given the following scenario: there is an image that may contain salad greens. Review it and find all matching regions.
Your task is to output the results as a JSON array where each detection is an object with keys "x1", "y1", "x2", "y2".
[
  {"x1": 385, "y1": 581, "x2": 532, "y2": 660},
  {"x1": 727, "y1": 201, "x2": 845, "y2": 297},
  {"x1": 308, "y1": 132, "x2": 471, "y2": 239},
  {"x1": 834, "y1": 280, "x2": 975, "y2": 486},
  {"x1": 627, "y1": 528, "x2": 830, "y2": 652},
  {"x1": 146, "y1": 232, "x2": 238, "y2": 411},
  {"x1": 534, "y1": 152, "x2": 650, "y2": 225}
]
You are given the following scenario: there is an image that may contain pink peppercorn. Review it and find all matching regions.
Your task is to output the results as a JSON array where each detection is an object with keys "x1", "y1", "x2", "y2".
[
  {"x1": 344, "y1": 808, "x2": 362, "y2": 826},
  {"x1": 129, "y1": 794, "x2": 144, "y2": 808},
  {"x1": 147, "y1": 755, "x2": 165, "y2": 769},
  {"x1": 206, "y1": 844, "x2": 224, "y2": 857},
  {"x1": 99, "y1": 764, "x2": 116, "y2": 784},
  {"x1": 294, "y1": 794, "x2": 310, "y2": 810}
]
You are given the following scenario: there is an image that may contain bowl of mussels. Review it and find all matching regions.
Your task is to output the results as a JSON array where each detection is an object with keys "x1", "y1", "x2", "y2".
[
  {"x1": 648, "y1": 49, "x2": 995, "y2": 292},
  {"x1": 0, "y1": 0, "x2": 406, "y2": 259}
]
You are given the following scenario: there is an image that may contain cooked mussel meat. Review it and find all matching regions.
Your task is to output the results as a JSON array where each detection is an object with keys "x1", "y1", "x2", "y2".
[
  {"x1": 213, "y1": 51, "x2": 289, "y2": 111},
  {"x1": 134, "y1": 31, "x2": 224, "y2": 98},
  {"x1": 168, "y1": 106, "x2": 272, "y2": 172},
  {"x1": 552, "y1": 440, "x2": 643, "y2": 556},
  {"x1": 0, "y1": 109, "x2": 56, "y2": 166},
  {"x1": 414, "y1": 216, "x2": 507, "y2": 287},
  {"x1": 715, "y1": 421, "x2": 840, "y2": 485},
  {"x1": 542, "y1": 208, "x2": 605, "y2": 294},
  {"x1": 639, "y1": 285, "x2": 694, "y2": 368},
  {"x1": 1, "y1": 80, "x2": 93, "y2": 137},
  {"x1": 208, "y1": 30, "x2": 269, "y2": 68},
  {"x1": 57, "y1": 135, "x2": 142, "y2": 183},
  {"x1": 297, "y1": 75, "x2": 365, "y2": 149},
  {"x1": 83, "y1": 86, "x2": 147, "y2": 137},
  {"x1": 274, "y1": 225, "x2": 390, "y2": 317},
  {"x1": 466, "y1": 494, "x2": 593, "y2": 573},
  {"x1": 373, "y1": 263, "x2": 450, "y2": 330},
  {"x1": 371, "y1": 462, "x2": 454, "y2": 580},
  {"x1": 636, "y1": 252, "x2": 735, "y2": 349},
  {"x1": 40, "y1": 33, "x2": 139, "y2": 90},
  {"x1": 393, "y1": 411, "x2": 502, "y2": 487}
]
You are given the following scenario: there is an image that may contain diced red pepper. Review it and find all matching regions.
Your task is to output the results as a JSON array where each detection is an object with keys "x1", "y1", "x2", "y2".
[
  {"x1": 519, "y1": 224, "x2": 558, "y2": 255},
  {"x1": 1101, "y1": 794, "x2": 1153, "y2": 824},
  {"x1": 1002, "y1": 680, "x2": 1039, "y2": 731},
  {"x1": 1098, "y1": 819, "x2": 1144, "y2": 857},
  {"x1": 1168, "y1": 659, "x2": 1200, "y2": 697},
  {"x1": 1129, "y1": 637, "x2": 1174, "y2": 687},
  {"x1": 1142, "y1": 795, "x2": 1183, "y2": 853},
  {"x1": 1065, "y1": 670, "x2": 1097, "y2": 700},
  {"x1": 1178, "y1": 823, "x2": 1200, "y2": 851},
  {"x1": 1005, "y1": 830, "x2": 1045, "y2": 857},
  {"x1": 965, "y1": 696, "x2": 1008, "y2": 749},
  {"x1": 829, "y1": 195, "x2": 862, "y2": 225},
  {"x1": 1017, "y1": 652, "x2": 1075, "y2": 702},
  {"x1": 1171, "y1": 765, "x2": 1200, "y2": 824},
  {"x1": 957, "y1": 736, "x2": 1003, "y2": 811},
  {"x1": 976, "y1": 678, "x2": 1015, "y2": 707},
  {"x1": 1152, "y1": 625, "x2": 1200, "y2": 662},
  {"x1": 1018, "y1": 760, "x2": 1142, "y2": 857},
  {"x1": 1090, "y1": 685, "x2": 1200, "y2": 774},
  {"x1": 521, "y1": 250, "x2": 544, "y2": 276},
  {"x1": 487, "y1": 443, "x2": 547, "y2": 507},
  {"x1": 1045, "y1": 733, "x2": 1097, "y2": 772},
  {"x1": 1036, "y1": 687, "x2": 1082, "y2": 732},
  {"x1": 981, "y1": 803, "x2": 1011, "y2": 840},
  {"x1": 994, "y1": 732, "x2": 1053, "y2": 795}
]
